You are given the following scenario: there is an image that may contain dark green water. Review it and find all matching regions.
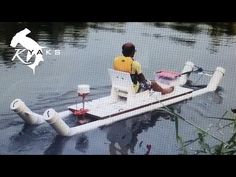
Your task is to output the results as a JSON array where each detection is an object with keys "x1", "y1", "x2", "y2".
[{"x1": 0, "y1": 22, "x2": 236, "y2": 154}]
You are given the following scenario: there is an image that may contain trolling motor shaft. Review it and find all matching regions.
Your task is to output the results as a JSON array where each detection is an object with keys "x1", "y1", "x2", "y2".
[
  {"x1": 69, "y1": 84, "x2": 91, "y2": 116},
  {"x1": 79, "y1": 93, "x2": 89, "y2": 109},
  {"x1": 78, "y1": 84, "x2": 90, "y2": 108}
]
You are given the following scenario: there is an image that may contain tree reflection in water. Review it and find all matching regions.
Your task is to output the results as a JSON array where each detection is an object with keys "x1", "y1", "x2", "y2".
[{"x1": 153, "y1": 22, "x2": 236, "y2": 53}]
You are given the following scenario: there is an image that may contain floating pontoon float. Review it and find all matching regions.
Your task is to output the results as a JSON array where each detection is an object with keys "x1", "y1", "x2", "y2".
[{"x1": 10, "y1": 61, "x2": 225, "y2": 136}]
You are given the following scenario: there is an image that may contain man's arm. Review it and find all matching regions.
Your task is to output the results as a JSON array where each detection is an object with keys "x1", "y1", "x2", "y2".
[
  {"x1": 132, "y1": 61, "x2": 147, "y2": 83},
  {"x1": 133, "y1": 60, "x2": 174, "y2": 93},
  {"x1": 137, "y1": 73, "x2": 147, "y2": 83}
]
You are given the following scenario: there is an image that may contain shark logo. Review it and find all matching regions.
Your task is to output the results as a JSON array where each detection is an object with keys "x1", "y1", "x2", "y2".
[{"x1": 10, "y1": 28, "x2": 44, "y2": 74}]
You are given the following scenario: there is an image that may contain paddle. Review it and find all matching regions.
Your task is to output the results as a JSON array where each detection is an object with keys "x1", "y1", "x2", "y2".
[{"x1": 156, "y1": 67, "x2": 203, "y2": 80}]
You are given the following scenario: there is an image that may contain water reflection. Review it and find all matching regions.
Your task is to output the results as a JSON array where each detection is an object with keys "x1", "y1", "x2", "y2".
[
  {"x1": 154, "y1": 22, "x2": 201, "y2": 34},
  {"x1": 44, "y1": 135, "x2": 71, "y2": 155},
  {"x1": 1, "y1": 22, "x2": 236, "y2": 67},
  {"x1": 106, "y1": 105, "x2": 181, "y2": 155},
  {"x1": 210, "y1": 86, "x2": 224, "y2": 104},
  {"x1": 154, "y1": 22, "x2": 236, "y2": 36},
  {"x1": 44, "y1": 134, "x2": 89, "y2": 154},
  {"x1": 206, "y1": 23, "x2": 236, "y2": 53},
  {"x1": 75, "y1": 135, "x2": 89, "y2": 153},
  {"x1": 87, "y1": 22, "x2": 126, "y2": 33},
  {"x1": 8, "y1": 123, "x2": 53, "y2": 153},
  {"x1": 169, "y1": 36, "x2": 196, "y2": 47},
  {"x1": 207, "y1": 22, "x2": 236, "y2": 36},
  {"x1": 153, "y1": 22, "x2": 236, "y2": 53}
]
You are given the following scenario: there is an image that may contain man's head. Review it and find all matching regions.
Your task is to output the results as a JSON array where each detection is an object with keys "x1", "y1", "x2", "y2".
[{"x1": 122, "y1": 42, "x2": 136, "y2": 57}]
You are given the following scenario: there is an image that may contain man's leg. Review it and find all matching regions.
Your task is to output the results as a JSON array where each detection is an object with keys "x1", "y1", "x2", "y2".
[{"x1": 150, "y1": 80, "x2": 174, "y2": 95}]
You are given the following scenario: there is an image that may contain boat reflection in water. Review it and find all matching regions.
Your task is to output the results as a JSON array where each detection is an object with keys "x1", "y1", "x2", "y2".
[
  {"x1": 74, "y1": 135, "x2": 88, "y2": 153},
  {"x1": 105, "y1": 104, "x2": 182, "y2": 155},
  {"x1": 105, "y1": 87, "x2": 223, "y2": 155},
  {"x1": 44, "y1": 136, "x2": 71, "y2": 155}
]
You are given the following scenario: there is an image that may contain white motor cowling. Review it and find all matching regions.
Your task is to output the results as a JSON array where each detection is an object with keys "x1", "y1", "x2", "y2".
[
  {"x1": 77, "y1": 84, "x2": 90, "y2": 96},
  {"x1": 77, "y1": 84, "x2": 90, "y2": 109}
]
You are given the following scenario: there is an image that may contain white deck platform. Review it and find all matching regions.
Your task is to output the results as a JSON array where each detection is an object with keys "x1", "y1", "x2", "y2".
[{"x1": 68, "y1": 86, "x2": 193, "y2": 118}]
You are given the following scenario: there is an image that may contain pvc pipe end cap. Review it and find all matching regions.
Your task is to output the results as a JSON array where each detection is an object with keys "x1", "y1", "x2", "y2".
[
  {"x1": 10, "y1": 98, "x2": 23, "y2": 110},
  {"x1": 43, "y1": 108, "x2": 57, "y2": 121},
  {"x1": 185, "y1": 61, "x2": 195, "y2": 67},
  {"x1": 216, "y1": 67, "x2": 225, "y2": 75}
]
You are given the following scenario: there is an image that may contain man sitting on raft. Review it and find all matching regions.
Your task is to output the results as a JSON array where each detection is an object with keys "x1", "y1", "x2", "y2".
[{"x1": 113, "y1": 42, "x2": 174, "y2": 94}]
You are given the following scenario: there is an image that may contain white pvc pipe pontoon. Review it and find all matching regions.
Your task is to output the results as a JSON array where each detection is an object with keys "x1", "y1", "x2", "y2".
[
  {"x1": 178, "y1": 61, "x2": 195, "y2": 86},
  {"x1": 43, "y1": 66, "x2": 225, "y2": 136},
  {"x1": 10, "y1": 99, "x2": 45, "y2": 125},
  {"x1": 43, "y1": 109, "x2": 71, "y2": 136},
  {"x1": 10, "y1": 99, "x2": 72, "y2": 125},
  {"x1": 192, "y1": 67, "x2": 225, "y2": 97},
  {"x1": 206, "y1": 67, "x2": 225, "y2": 91}
]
